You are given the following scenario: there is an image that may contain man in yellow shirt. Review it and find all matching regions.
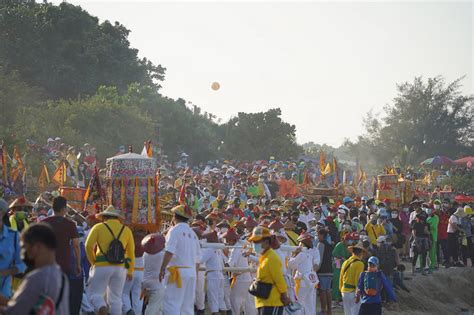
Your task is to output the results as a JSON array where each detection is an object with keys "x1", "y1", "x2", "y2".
[
  {"x1": 339, "y1": 242, "x2": 366, "y2": 315},
  {"x1": 248, "y1": 226, "x2": 290, "y2": 315},
  {"x1": 85, "y1": 206, "x2": 135, "y2": 315},
  {"x1": 365, "y1": 214, "x2": 386, "y2": 245}
]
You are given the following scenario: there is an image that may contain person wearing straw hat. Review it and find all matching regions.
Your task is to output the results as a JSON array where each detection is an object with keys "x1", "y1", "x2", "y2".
[
  {"x1": 223, "y1": 228, "x2": 256, "y2": 315},
  {"x1": 339, "y1": 242, "x2": 367, "y2": 315},
  {"x1": 85, "y1": 205, "x2": 135, "y2": 315},
  {"x1": 8, "y1": 196, "x2": 32, "y2": 232},
  {"x1": 159, "y1": 204, "x2": 200, "y2": 315},
  {"x1": 247, "y1": 226, "x2": 290, "y2": 315},
  {"x1": 141, "y1": 233, "x2": 166, "y2": 315},
  {"x1": 288, "y1": 233, "x2": 319, "y2": 315},
  {"x1": 200, "y1": 230, "x2": 225, "y2": 315}
]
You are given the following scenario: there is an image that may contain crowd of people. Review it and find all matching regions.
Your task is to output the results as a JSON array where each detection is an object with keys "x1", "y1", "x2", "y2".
[{"x1": 0, "y1": 156, "x2": 473, "y2": 315}]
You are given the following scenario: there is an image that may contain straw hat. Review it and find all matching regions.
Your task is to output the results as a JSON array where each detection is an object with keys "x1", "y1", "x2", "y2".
[
  {"x1": 205, "y1": 211, "x2": 220, "y2": 221},
  {"x1": 245, "y1": 217, "x2": 258, "y2": 229},
  {"x1": 272, "y1": 231, "x2": 288, "y2": 242},
  {"x1": 222, "y1": 228, "x2": 240, "y2": 242},
  {"x1": 96, "y1": 205, "x2": 124, "y2": 219},
  {"x1": 268, "y1": 219, "x2": 284, "y2": 231},
  {"x1": 454, "y1": 207, "x2": 466, "y2": 218},
  {"x1": 141, "y1": 233, "x2": 165, "y2": 255},
  {"x1": 248, "y1": 226, "x2": 272, "y2": 242},
  {"x1": 192, "y1": 226, "x2": 204, "y2": 239},
  {"x1": 348, "y1": 241, "x2": 368, "y2": 254},
  {"x1": 9, "y1": 196, "x2": 33, "y2": 209},
  {"x1": 172, "y1": 204, "x2": 193, "y2": 220},
  {"x1": 297, "y1": 232, "x2": 313, "y2": 247},
  {"x1": 216, "y1": 220, "x2": 230, "y2": 229},
  {"x1": 202, "y1": 231, "x2": 219, "y2": 243}
]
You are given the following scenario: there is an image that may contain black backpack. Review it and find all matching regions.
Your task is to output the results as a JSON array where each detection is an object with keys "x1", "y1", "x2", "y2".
[
  {"x1": 377, "y1": 244, "x2": 396, "y2": 274},
  {"x1": 98, "y1": 223, "x2": 126, "y2": 264}
]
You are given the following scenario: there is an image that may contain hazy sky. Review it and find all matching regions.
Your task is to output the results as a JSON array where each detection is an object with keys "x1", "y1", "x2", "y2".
[{"x1": 54, "y1": 0, "x2": 472, "y2": 146}]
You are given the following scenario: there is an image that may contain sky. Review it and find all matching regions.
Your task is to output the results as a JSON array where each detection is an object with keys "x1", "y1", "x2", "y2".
[{"x1": 53, "y1": 0, "x2": 473, "y2": 147}]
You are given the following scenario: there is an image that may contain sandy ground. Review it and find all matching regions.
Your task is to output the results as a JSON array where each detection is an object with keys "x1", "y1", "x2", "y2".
[
  {"x1": 206, "y1": 265, "x2": 474, "y2": 314},
  {"x1": 325, "y1": 265, "x2": 474, "y2": 315}
]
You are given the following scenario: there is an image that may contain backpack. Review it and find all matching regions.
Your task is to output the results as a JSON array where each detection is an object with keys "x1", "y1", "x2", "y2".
[
  {"x1": 363, "y1": 271, "x2": 381, "y2": 297},
  {"x1": 98, "y1": 223, "x2": 126, "y2": 264},
  {"x1": 377, "y1": 244, "x2": 396, "y2": 274}
]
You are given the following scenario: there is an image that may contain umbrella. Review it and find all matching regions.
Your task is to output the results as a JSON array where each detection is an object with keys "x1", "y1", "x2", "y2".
[
  {"x1": 454, "y1": 156, "x2": 474, "y2": 166},
  {"x1": 420, "y1": 156, "x2": 454, "y2": 166}
]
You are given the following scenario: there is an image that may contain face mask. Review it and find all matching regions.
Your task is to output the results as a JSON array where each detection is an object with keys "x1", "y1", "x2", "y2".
[
  {"x1": 343, "y1": 224, "x2": 351, "y2": 231},
  {"x1": 253, "y1": 242, "x2": 264, "y2": 254},
  {"x1": 220, "y1": 228, "x2": 228, "y2": 234},
  {"x1": 205, "y1": 192, "x2": 210, "y2": 197},
  {"x1": 434, "y1": 205, "x2": 440, "y2": 210},
  {"x1": 391, "y1": 213, "x2": 398, "y2": 219},
  {"x1": 425, "y1": 208, "x2": 433, "y2": 215},
  {"x1": 403, "y1": 208, "x2": 409, "y2": 212}
]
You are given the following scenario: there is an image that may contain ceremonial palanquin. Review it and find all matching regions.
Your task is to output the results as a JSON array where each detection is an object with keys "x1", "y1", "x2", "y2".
[{"x1": 105, "y1": 153, "x2": 160, "y2": 231}]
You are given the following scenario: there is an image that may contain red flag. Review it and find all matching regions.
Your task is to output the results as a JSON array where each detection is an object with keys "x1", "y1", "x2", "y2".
[
  {"x1": 83, "y1": 167, "x2": 103, "y2": 208},
  {"x1": 0, "y1": 144, "x2": 7, "y2": 182}
]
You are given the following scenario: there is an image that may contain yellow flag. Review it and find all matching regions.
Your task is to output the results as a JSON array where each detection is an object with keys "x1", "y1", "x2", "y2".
[
  {"x1": 132, "y1": 177, "x2": 139, "y2": 224},
  {"x1": 52, "y1": 161, "x2": 66, "y2": 186},
  {"x1": 38, "y1": 163, "x2": 50, "y2": 191},
  {"x1": 319, "y1": 150, "x2": 326, "y2": 174},
  {"x1": 333, "y1": 158, "x2": 339, "y2": 187},
  {"x1": 10, "y1": 146, "x2": 25, "y2": 182},
  {"x1": 322, "y1": 162, "x2": 332, "y2": 175}
]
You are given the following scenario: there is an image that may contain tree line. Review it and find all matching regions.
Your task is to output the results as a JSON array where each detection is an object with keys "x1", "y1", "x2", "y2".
[{"x1": 1, "y1": 1, "x2": 472, "y2": 169}]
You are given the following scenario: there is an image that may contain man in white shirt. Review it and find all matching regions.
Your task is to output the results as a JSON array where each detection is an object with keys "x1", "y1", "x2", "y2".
[
  {"x1": 223, "y1": 229, "x2": 256, "y2": 315},
  {"x1": 447, "y1": 207, "x2": 465, "y2": 266},
  {"x1": 200, "y1": 231, "x2": 224, "y2": 315},
  {"x1": 141, "y1": 233, "x2": 166, "y2": 315},
  {"x1": 159, "y1": 205, "x2": 200, "y2": 315},
  {"x1": 288, "y1": 233, "x2": 319, "y2": 315}
]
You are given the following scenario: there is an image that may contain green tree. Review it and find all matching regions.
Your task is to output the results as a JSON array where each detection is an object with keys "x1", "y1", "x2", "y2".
[
  {"x1": 358, "y1": 76, "x2": 473, "y2": 166},
  {"x1": 219, "y1": 108, "x2": 302, "y2": 161},
  {"x1": 14, "y1": 86, "x2": 155, "y2": 158},
  {"x1": 0, "y1": 1, "x2": 165, "y2": 99},
  {"x1": 0, "y1": 67, "x2": 44, "y2": 142}
]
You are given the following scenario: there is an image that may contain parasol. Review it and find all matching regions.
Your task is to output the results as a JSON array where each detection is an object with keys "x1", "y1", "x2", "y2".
[
  {"x1": 454, "y1": 156, "x2": 474, "y2": 167},
  {"x1": 420, "y1": 156, "x2": 454, "y2": 166}
]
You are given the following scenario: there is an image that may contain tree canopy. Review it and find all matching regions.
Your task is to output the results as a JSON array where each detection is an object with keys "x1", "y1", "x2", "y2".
[
  {"x1": 345, "y1": 76, "x2": 473, "y2": 170},
  {"x1": 0, "y1": 1, "x2": 165, "y2": 99}
]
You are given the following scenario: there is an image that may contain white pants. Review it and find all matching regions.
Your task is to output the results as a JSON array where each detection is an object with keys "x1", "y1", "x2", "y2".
[
  {"x1": 222, "y1": 276, "x2": 231, "y2": 311},
  {"x1": 342, "y1": 292, "x2": 361, "y2": 315},
  {"x1": 122, "y1": 270, "x2": 144, "y2": 314},
  {"x1": 297, "y1": 284, "x2": 316, "y2": 315},
  {"x1": 144, "y1": 288, "x2": 165, "y2": 315},
  {"x1": 163, "y1": 274, "x2": 196, "y2": 315},
  {"x1": 230, "y1": 280, "x2": 257, "y2": 315},
  {"x1": 207, "y1": 277, "x2": 224, "y2": 313},
  {"x1": 87, "y1": 266, "x2": 127, "y2": 315},
  {"x1": 195, "y1": 270, "x2": 206, "y2": 311}
]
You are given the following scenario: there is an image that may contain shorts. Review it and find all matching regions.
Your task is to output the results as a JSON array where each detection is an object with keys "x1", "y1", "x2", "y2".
[{"x1": 318, "y1": 275, "x2": 333, "y2": 290}]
